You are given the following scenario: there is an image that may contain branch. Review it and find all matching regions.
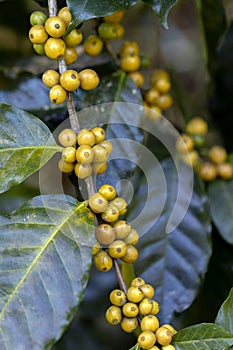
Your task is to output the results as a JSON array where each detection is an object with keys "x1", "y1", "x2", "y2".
[{"x1": 113, "y1": 259, "x2": 128, "y2": 295}]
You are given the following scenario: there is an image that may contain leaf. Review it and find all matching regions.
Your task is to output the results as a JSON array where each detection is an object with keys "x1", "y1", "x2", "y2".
[
  {"x1": 0, "y1": 194, "x2": 95, "y2": 350},
  {"x1": 208, "y1": 179, "x2": 233, "y2": 245},
  {"x1": 216, "y1": 288, "x2": 233, "y2": 334},
  {"x1": 66, "y1": 0, "x2": 137, "y2": 29},
  {"x1": 173, "y1": 323, "x2": 233, "y2": 349},
  {"x1": 129, "y1": 344, "x2": 140, "y2": 350},
  {"x1": 142, "y1": 0, "x2": 180, "y2": 28},
  {"x1": 0, "y1": 103, "x2": 62, "y2": 194},
  {"x1": 128, "y1": 158, "x2": 212, "y2": 323}
]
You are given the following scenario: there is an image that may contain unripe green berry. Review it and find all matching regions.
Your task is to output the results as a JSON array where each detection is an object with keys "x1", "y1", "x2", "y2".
[
  {"x1": 30, "y1": 11, "x2": 47, "y2": 26},
  {"x1": 98, "y1": 22, "x2": 118, "y2": 40},
  {"x1": 33, "y1": 43, "x2": 45, "y2": 55}
]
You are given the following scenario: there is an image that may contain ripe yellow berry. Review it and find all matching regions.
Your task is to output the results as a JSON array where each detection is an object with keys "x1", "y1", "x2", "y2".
[
  {"x1": 120, "y1": 41, "x2": 139, "y2": 57},
  {"x1": 114, "y1": 220, "x2": 131, "y2": 239},
  {"x1": 154, "y1": 78, "x2": 171, "y2": 93},
  {"x1": 176, "y1": 134, "x2": 194, "y2": 153},
  {"x1": 197, "y1": 162, "x2": 218, "y2": 182},
  {"x1": 74, "y1": 163, "x2": 92, "y2": 179},
  {"x1": 77, "y1": 129, "x2": 96, "y2": 146},
  {"x1": 99, "y1": 140, "x2": 113, "y2": 154},
  {"x1": 92, "y1": 127, "x2": 105, "y2": 144},
  {"x1": 58, "y1": 159, "x2": 74, "y2": 173},
  {"x1": 95, "y1": 224, "x2": 116, "y2": 246},
  {"x1": 98, "y1": 184, "x2": 117, "y2": 201},
  {"x1": 147, "y1": 106, "x2": 162, "y2": 121},
  {"x1": 120, "y1": 55, "x2": 141, "y2": 72},
  {"x1": 58, "y1": 128, "x2": 76, "y2": 147},
  {"x1": 121, "y1": 244, "x2": 139, "y2": 263},
  {"x1": 150, "y1": 300, "x2": 160, "y2": 315},
  {"x1": 49, "y1": 84, "x2": 67, "y2": 104},
  {"x1": 162, "y1": 324, "x2": 177, "y2": 335},
  {"x1": 156, "y1": 326, "x2": 173, "y2": 346},
  {"x1": 92, "y1": 145, "x2": 108, "y2": 163},
  {"x1": 150, "y1": 70, "x2": 170, "y2": 86},
  {"x1": 108, "y1": 240, "x2": 127, "y2": 258},
  {"x1": 138, "y1": 331, "x2": 156, "y2": 349},
  {"x1": 110, "y1": 289, "x2": 127, "y2": 306},
  {"x1": 217, "y1": 163, "x2": 233, "y2": 180},
  {"x1": 92, "y1": 241, "x2": 100, "y2": 255},
  {"x1": 98, "y1": 22, "x2": 118, "y2": 40},
  {"x1": 64, "y1": 47, "x2": 78, "y2": 65},
  {"x1": 60, "y1": 70, "x2": 80, "y2": 91},
  {"x1": 122, "y1": 302, "x2": 139, "y2": 317},
  {"x1": 111, "y1": 197, "x2": 127, "y2": 216},
  {"x1": 127, "y1": 286, "x2": 144, "y2": 303},
  {"x1": 141, "y1": 315, "x2": 160, "y2": 332},
  {"x1": 44, "y1": 38, "x2": 66, "y2": 59},
  {"x1": 161, "y1": 345, "x2": 176, "y2": 350},
  {"x1": 84, "y1": 35, "x2": 104, "y2": 56},
  {"x1": 58, "y1": 6, "x2": 72, "y2": 27},
  {"x1": 94, "y1": 250, "x2": 113, "y2": 272},
  {"x1": 208, "y1": 145, "x2": 227, "y2": 164},
  {"x1": 45, "y1": 16, "x2": 66, "y2": 38},
  {"x1": 140, "y1": 284, "x2": 155, "y2": 299},
  {"x1": 62, "y1": 146, "x2": 76, "y2": 163},
  {"x1": 79, "y1": 69, "x2": 100, "y2": 90},
  {"x1": 144, "y1": 88, "x2": 160, "y2": 105},
  {"x1": 186, "y1": 117, "x2": 208, "y2": 136},
  {"x1": 128, "y1": 71, "x2": 144, "y2": 87},
  {"x1": 101, "y1": 204, "x2": 119, "y2": 223},
  {"x1": 42, "y1": 69, "x2": 60, "y2": 88},
  {"x1": 124, "y1": 229, "x2": 139, "y2": 245},
  {"x1": 120, "y1": 317, "x2": 138, "y2": 333},
  {"x1": 105, "y1": 305, "x2": 122, "y2": 325},
  {"x1": 64, "y1": 29, "x2": 83, "y2": 47},
  {"x1": 131, "y1": 277, "x2": 145, "y2": 287},
  {"x1": 104, "y1": 10, "x2": 124, "y2": 23},
  {"x1": 93, "y1": 162, "x2": 108, "y2": 175},
  {"x1": 88, "y1": 193, "x2": 108, "y2": 213},
  {"x1": 139, "y1": 298, "x2": 153, "y2": 315},
  {"x1": 115, "y1": 23, "x2": 125, "y2": 39},
  {"x1": 157, "y1": 94, "x2": 173, "y2": 110},
  {"x1": 76, "y1": 145, "x2": 94, "y2": 165},
  {"x1": 29, "y1": 25, "x2": 48, "y2": 44}
]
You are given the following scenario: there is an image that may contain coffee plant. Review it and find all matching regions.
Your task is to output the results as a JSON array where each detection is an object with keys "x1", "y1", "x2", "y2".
[{"x1": 0, "y1": 0, "x2": 233, "y2": 349}]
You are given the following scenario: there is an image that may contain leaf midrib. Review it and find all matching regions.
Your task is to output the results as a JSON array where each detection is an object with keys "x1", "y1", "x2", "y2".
[
  {"x1": 0, "y1": 145, "x2": 62, "y2": 152},
  {"x1": 0, "y1": 202, "x2": 84, "y2": 322}
]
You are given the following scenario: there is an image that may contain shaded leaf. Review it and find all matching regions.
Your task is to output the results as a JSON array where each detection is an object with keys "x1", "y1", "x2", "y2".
[
  {"x1": 216, "y1": 288, "x2": 233, "y2": 334},
  {"x1": 208, "y1": 179, "x2": 233, "y2": 245},
  {"x1": 66, "y1": 0, "x2": 137, "y2": 29},
  {"x1": 173, "y1": 323, "x2": 233, "y2": 349},
  {"x1": 0, "y1": 195, "x2": 95, "y2": 350},
  {"x1": 128, "y1": 158, "x2": 212, "y2": 323},
  {"x1": 142, "y1": 0, "x2": 180, "y2": 28},
  {"x1": 0, "y1": 103, "x2": 62, "y2": 194}
]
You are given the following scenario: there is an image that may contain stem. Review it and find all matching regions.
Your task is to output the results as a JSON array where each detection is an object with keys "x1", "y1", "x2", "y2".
[{"x1": 113, "y1": 259, "x2": 128, "y2": 295}]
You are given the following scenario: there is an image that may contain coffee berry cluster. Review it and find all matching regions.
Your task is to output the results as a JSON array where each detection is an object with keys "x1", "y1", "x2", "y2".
[
  {"x1": 106, "y1": 277, "x2": 177, "y2": 349},
  {"x1": 176, "y1": 116, "x2": 233, "y2": 181},
  {"x1": 90, "y1": 184, "x2": 139, "y2": 272},
  {"x1": 58, "y1": 127, "x2": 112, "y2": 178},
  {"x1": 28, "y1": 8, "x2": 99, "y2": 104}
]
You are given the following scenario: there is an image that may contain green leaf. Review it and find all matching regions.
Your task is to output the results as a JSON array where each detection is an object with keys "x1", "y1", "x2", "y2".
[
  {"x1": 173, "y1": 323, "x2": 233, "y2": 349},
  {"x1": 129, "y1": 344, "x2": 140, "y2": 350},
  {"x1": 0, "y1": 195, "x2": 95, "y2": 350},
  {"x1": 216, "y1": 288, "x2": 233, "y2": 333},
  {"x1": 128, "y1": 158, "x2": 212, "y2": 323},
  {"x1": 208, "y1": 179, "x2": 233, "y2": 245},
  {"x1": 0, "y1": 103, "x2": 62, "y2": 194},
  {"x1": 66, "y1": 0, "x2": 137, "y2": 29},
  {"x1": 142, "y1": 0, "x2": 180, "y2": 28}
]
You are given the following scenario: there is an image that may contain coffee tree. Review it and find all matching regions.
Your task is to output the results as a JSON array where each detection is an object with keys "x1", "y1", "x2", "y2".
[{"x1": 0, "y1": 0, "x2": 233, "y2": 349}]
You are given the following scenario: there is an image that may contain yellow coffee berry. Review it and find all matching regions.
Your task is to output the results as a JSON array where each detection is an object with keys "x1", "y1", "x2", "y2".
[
  {"x1": 44, "y1": 38, "x2": 66, "y2": 59},
  {"x1": 64, "y1": 47, "x2": 78, "y2": 65},
  {"x1": 88, "y1": 193, "x2": 108, "y2": 213},
  {"x1": 60, "y1": 70, "x2": 80, "y2": 91},
  {"x1": 120, "y1": 41, "x2": 139, "y2": 57},
  {"x1": 74, "y1": 163, "x2": 92, "y2": 179},
  {"x1": 150, "y1": 300, "x2": 160, "y2": 315},
  {"x1": 120, "y1": 55, "x2": 141, "y2": 72},
  {"x1": 147, "y1": 346, "x2": 160, "y2": 350},
  {"x1": 110, "y1": 289, "x2": 127, "y2": 306},
  {"x1": 161, "y1": 345, "x2": 176, "y2": 350},
  {"x1": 120, "y1": 317, "x2": 138, "y2": 333},
  {"x1": 98, "y1": 184, "x2": 117, "y2": 201},
  {"x1": 127, "y1": 286, "x2": 144, "y2": 303},
  {"x1": 93, "y1": 145, "x2": 108, "y2": 163},
  {"x1": 93, "y1": 162, "x2": 108, "y2": 175},
  {"x1": 101, "y1": 204, "x2": 119, "y2": 223},
  {"x1": 147, "y1": 106, "x2": 162, "y2": 121},
  {"x1": 79, "y1": 69, "x2": 100, "y2": 90},
  {"x1": 49, "y1": 85, "x2": 67, "y2": 104},
  {"x1": 76, "y1": 145, "x2": 94, "y2": 165},
  {"x1": 149, "y1": 70, "x2": 170, "y2": 86},
  {"x1": 122, "y1": 302, "x2": 139, "y2": 317},
  {"x1": 138, "y1": 331, "x2": 156, "y2": 349},
  {"x1": 98, "y1": 22, "x2": 118, "y2": 40},
  {"x1": 62, "y1": 146, "x2": 76, "y2": 163},
  {"x1": 157, "y1": 94, "x2": 173, "y2": 110},
  {"x1": 154, "y1": 78, "x2": 171, "y2": 93},
  {"x1": 29, "y1": 25, "x2": 48, "y2": 44},
  {"x1": 105, "y1": 305, "x2": 122, "y2": 325},
  {"x1": 108, "y1": 240, "x2": 127, "y2": 258},
  {"x1": 140, "y1": 284, "x2": 155, "y2": 299},
  {"x1": 114, "y1": 220, "x2": 131, "y2": 239},
  {"x1": 121, "y1": 244, "x2": 139, "y2": 263},
  {"x1": 58, "y1": 158, "x2": 74, "y2": 173},
  {"x1": 92, "y1": 127, "x2": 105, "y2": 144},
  {"x1": 58, "y1": 128, "x2": 76, "y2": 147},
  {"x1": 111, "y1": 197, "x2": 127, "y2": 215},
  {"x1": 156, "y1": 327, "x2": 173, "y2": 346},
  {"x1": 104, "y1": 10, "x2": 124, "y2": 23},
  {"x1": 144, "y1": 88, "x2": 160, "y2": 105},
  {"x1": 42, "y1": 69, "x2": 60, "y2": 88},
  {"x1": 181, "y1": 150, "x2": 199, "y2": 168},
  {"x1": 208, "y1": 145, "x2": 227, "y2": 164},
  {"x1": 84, "y1": 35, "x2": 104, "y2": 56},
  {"x1": 58, "y1": 6, "x2": 72, "y2": 27},
  {"x1": 95, "y1": 224, "x2": 116, "y2": 246},
  {"x1": 162, "y1": 324, "x2": 177, "y2": 335},
  {"x1": 77, "y1": 129, "x2": 96, "y2": 146},
  {"x1": 141, "y1": 315, "x2": 160, "y2": 332},
  {"x1": 176, "y1": 134, "x2": 194, "y2": 153},
  {"x1": 115, "y1": 23, "x2": 125, "y2": 39},
  {"x1": 217, "y1": 163, "x2": 233, "y2": 180},
  {"x1": 131, "y1": 277, "x2": 145, "y2": 287},
  {"x1": 186, "y1": 117, "x2": 208, "y2": 136},
  {"x1": 64, "y1": 29, "x2": 83, "y2": 47},
  {"x1": 128, "y1": 71, "x2": 144, "y2": 87},
  {"x1": 92, "y1": 241, "x2": 100, "y2": 255},
  {"x1": 99, "y1": 140, "x2": 113, "y2": 154},
  {"x1": 45, "y1": 16, "x2": 66, "y2": 38},
  {"x1": 139, "y1": 298, "x2": 153, "y2": 315},
  {"x1": 124, "y1": 229, "x2": 139, "y2": 245},
  {"x1": 94, "y1": 250, "x2": 113, "y2": 272},
  {"x1": 197, "y1": 162, "x2": 218, "y2": 182}
]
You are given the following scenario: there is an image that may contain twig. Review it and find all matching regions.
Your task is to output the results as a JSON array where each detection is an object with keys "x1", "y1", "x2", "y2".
[{"x1": 113, "y1": 259, "x2": 128, "y2": 295}]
